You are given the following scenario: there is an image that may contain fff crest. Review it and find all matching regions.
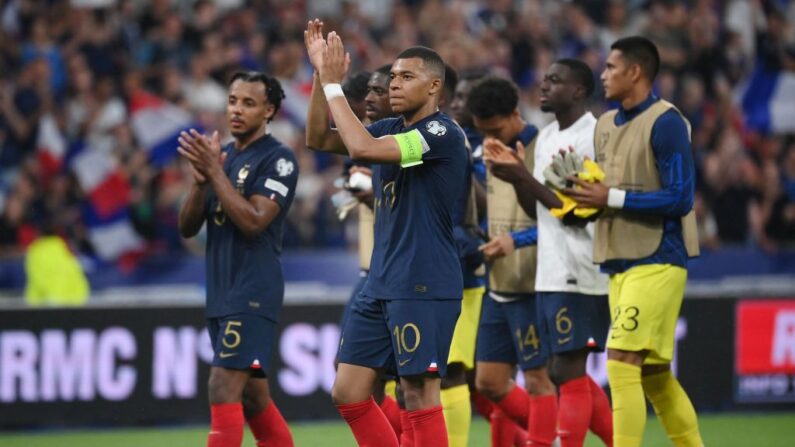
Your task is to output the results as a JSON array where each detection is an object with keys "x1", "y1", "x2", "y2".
[{"x1": 238, "y1": 164, "x2": 250, "y2": 181}]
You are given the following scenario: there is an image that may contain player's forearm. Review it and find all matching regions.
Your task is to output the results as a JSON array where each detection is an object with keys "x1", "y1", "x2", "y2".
[
  {"x1": 178, "y1": 184, "x2": 208, "y2": 238},
  {"x1": 510, "y1": 174, "x2": 563, "y2": 219},
  {"x1": 209, "y1": 173, "x2": 270, "y2": 237},
  {"x1": 306, "y1": 75, "x2": 347, "y2": 155}
]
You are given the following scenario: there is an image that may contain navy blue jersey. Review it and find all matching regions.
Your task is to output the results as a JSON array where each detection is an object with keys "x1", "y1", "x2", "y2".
[
  {"x1": 204, "y1": 134, "x2": 299, "y2": 318},
  {"x1": 362, "y1": 111, "x2": 467, "y2": 300}
]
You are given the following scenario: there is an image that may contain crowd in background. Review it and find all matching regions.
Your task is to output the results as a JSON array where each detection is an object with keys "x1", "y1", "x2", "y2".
[{"x1": 0, "y1": 0, "x2": 794, "y2": 266}]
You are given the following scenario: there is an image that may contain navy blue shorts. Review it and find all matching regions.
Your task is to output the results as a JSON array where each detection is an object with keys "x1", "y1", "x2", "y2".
[
  {"x1": 476, "y1": 294, "x2": 549, "y2": 370},
  {"x1": 536, "y1": 292, "x2": 610, "y2": 354},
  {"x1": 207, "y1": 313, "x2": 277, "y2": 378},
  {"x1": 338, "y1": 295, "x2": 461, "y2": 377},
  {"x1": 340, "y1": 272, "x2": 369, "y2": 332}
]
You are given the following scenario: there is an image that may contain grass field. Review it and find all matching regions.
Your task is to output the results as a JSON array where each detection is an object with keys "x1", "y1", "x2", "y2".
[{"x1": 1, "y1": 413, "x2": 793, "y2": 446}]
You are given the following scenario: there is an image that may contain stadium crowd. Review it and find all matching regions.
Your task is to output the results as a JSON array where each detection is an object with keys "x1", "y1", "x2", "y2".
[{"x1": 0, "y1": 0, "x2": 794, "y2": 263}]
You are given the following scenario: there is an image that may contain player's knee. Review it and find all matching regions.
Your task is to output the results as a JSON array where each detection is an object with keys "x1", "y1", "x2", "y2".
[
  {"x1": 208, "y1": 372, "x2": 245, "y2": 404},
  {"x1": 331, "y1": 382, "x2": 354, "y2": 405},
  {"x1": 475, "y1": 374, "x2": 508, "y2": 402},
  {"x1": 400, "y1": 375, "x2": 440, "y2": 409},
  {"x1": 241, "y1": 388, "x2": 269, "y2": 416},
  {"x1": 550, "y1": 352, "x2": 588, "y2": 385},
  {"x1": 523, "y1": 368, "x2": 555, "y2": 396}
]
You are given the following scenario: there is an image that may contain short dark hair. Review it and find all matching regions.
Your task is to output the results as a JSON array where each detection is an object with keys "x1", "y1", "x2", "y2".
[
  {"x1": 555, "y1": 58, "x2": 595, "y2": 97},
  {"x1": 375, "y1": 64, "x2": 392, "y2": 76},
  {"x1": 228, "y1": 71, "x2": 286, "y2": 122},
  {"x1": 343, "y1": 71, "x2": 371, "y2": 102},
  {"x1": 396, "y1": 46, "x2": 445, "y2": 83},
  {"x1": 610, "y1": 36, "x2": 660, "y2": 81},
  {"x1": 443, "y1": 64, "x2": 459, "y2": 99},
  {"x1": 466, "y1": 76, "x2": 519, "y2": 119}
]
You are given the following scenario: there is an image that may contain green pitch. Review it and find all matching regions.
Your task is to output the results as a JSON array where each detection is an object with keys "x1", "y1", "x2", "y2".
[{"x1": 1, "y1": 413, "x2": 793, "y2": 446}]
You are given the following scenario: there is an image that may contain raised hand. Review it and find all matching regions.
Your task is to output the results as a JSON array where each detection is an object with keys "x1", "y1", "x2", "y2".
[
  {"x1": 319, "y1": 31, "x2": 350, "y2": 86},
  {"x1": 304, "y1": 19, "x2": 326, "y2": 71}
]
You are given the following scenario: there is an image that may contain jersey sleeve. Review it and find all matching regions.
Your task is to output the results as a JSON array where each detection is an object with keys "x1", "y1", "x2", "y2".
[
  {"x1": 510, "y1": 227, "x2": 538, "y2": 248},
  {"x1": 366, "y1": 118, "x2": 393, "y2": 138},
  {"x1": 251, "y1": 152, "x2": 299, "y2": 211},
  {"x1": 621, "y1": 110, "x2": 695, "y2": 217}
]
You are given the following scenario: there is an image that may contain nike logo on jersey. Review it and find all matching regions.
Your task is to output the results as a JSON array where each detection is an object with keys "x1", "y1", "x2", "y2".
[
  {"x1": 522, "y1": 352, "x2": 539, "y2": 361},
  {"x1": 557, "y1": 336, "x2": 573, "y2": 345},
  {"x1": 399, "y1": 359, "x2": 411, "y2": 367},
  {"x1": 219, "y1": 352, "x2": 238, "y2": 359}
]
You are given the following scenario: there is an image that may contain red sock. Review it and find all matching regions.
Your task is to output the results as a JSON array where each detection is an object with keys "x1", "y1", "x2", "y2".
[
  {"x1": 246, "y1": 401, "x2": 294, "y2": 447},
  {"x1": 587, "y1": 376, "x2": 613, "y2": 447},
  {"x1": 408, "y1": 406, "x2": 448, "y2": 447},
  {"x1": 379, "y1": 395, "x2": 403, "y2": 440},
  {"x1": 208, "y1": 402, "x2": 244, "y2": 447},
  {"x1": 558, "y1": 377, "x2": 591, "y2": 447},
  {"x1": 337, "y1": 398, "x2": 398, "y2": 447},
  {"x1": 471, "y1": 389, "x2": 495, "y2": 421},
  {"x1": 528, "y1": 394, "x2": 558, "y2": 447},
  {"x1": 490, "y1": 408, "x2": 517, "y2": 447},
  {"x1": 496, "y1": 385, "x2": 530, "y2": 429},
  {"x1": 400, "y1": 409, "x2": 415, "y2": 447},
  {"x1": 513, "y1": 425, "x2": 529, "y2": 447}
]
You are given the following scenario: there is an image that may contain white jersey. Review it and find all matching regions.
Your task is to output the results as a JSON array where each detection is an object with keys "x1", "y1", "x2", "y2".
[{"x1": 533, "y1": 112, "x2": 608, "y2": 295}]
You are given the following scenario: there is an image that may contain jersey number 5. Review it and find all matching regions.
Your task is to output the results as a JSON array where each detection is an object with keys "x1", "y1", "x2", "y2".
[{"x1": 222, "y1": 321, "x2": 243, "y2": 349}]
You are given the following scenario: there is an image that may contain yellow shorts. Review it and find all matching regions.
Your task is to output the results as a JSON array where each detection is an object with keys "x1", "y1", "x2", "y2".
[
  {"x1": 447, "y1": 286, "x2": 485, "y2": 369},
  {"x1": 606, "y1": 264, "x2": 686, "y2": 365}
]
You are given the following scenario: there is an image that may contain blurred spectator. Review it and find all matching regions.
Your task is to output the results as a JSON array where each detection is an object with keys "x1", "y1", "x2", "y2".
[
  {"x1": 0, "y1": 0, "x2": 792, "y2": 276},
  {"x1": 24, "y1": 227, "x2": 90, "y2": 307}
]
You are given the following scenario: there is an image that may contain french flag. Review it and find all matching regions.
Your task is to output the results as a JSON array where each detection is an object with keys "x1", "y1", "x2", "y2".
[
  {"x1": 129, "y1": 90, "x2": 197, "y2": 168},
  {"x1": 741, "y1": 66, "x2": 795, "y2": 134},
  {"x1": 36, "y1": 114, "x2": 67, "y2": 180},
  {"x1": 70, "y1": 143, "x2": 142, "y2": 261}
]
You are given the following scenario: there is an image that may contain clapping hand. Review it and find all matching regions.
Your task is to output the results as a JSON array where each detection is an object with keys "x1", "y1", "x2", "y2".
[
  {"x1": 178, "y1": 130, "x2": 226, "y2": 181},
  {"x1": 483, "y1": 137, "x2": 530, "y2": 184},
  {"x1": 304, "y1": 19, "x2": 326, "y2": 72}
]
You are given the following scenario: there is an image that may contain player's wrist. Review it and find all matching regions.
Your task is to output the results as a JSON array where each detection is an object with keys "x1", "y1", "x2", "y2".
[
  {"x1": 607, "y1": 187, "x2": 626, "y2": 209},
  {"x1": 322, "y1": 83, "x2": 344, "y2": 101}
]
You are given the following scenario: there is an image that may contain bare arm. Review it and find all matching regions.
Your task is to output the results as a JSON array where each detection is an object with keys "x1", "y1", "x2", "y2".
[
  {"x1": 305, "y1": 71, "x2": 348, "y2": 154},
  {"x1": 208, "y1": 174, "x2": 282, "y2": 238},
  {"x1": 178, "y1": 130, "x2": 282, "y2": 238},
  {"x1": 303, "y1": 22, "x2": 402, "y2": 164},
  {"x1": 320, "y1": 32, "x2": 402, "y2": 164},
  {"x1": 178, "y1": 182, "x2": 209, "y2": 238}
]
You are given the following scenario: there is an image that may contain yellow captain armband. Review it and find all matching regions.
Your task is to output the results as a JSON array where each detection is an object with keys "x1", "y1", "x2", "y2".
[{"x1": 393, "y1": 129, "x2": 428, "y2": 168}]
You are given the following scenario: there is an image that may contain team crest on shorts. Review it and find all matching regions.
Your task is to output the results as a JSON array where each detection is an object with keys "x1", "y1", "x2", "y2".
[
  {"x1": 276, "y1": 158, "x2": 295, "y2": 177},
  {"x1": 425, "y1": 120, "x2": 447, "y2": 136}
]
